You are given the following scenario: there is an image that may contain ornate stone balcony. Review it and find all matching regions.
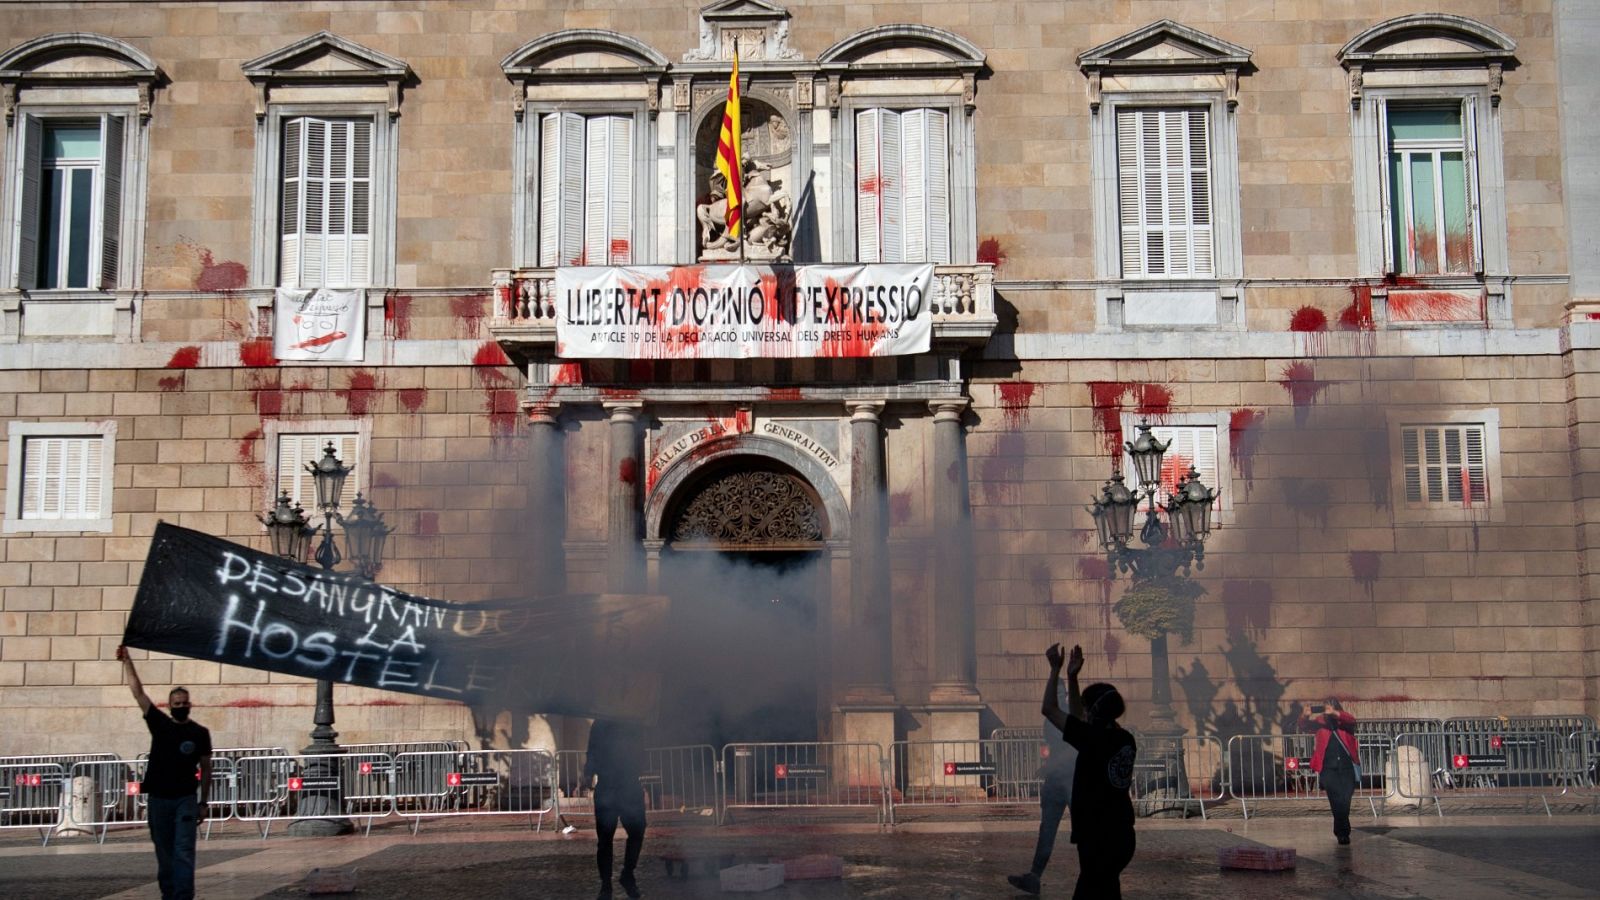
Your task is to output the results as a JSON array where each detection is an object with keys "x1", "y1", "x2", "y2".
[{"x1": 487, "y1": 263, "x2": 998, "y2": 351}]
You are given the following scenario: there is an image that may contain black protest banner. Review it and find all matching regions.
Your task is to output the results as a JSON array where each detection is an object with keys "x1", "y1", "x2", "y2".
[{"x1": 124, "y1": 522, "x2": 665, "y2": 721}]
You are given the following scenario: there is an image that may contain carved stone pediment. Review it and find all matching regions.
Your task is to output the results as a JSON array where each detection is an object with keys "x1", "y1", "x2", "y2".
[
  {"x1": 1336, "y1": 14, "x2": 1516, "y2": 107},
  {"x1": 1076, "y1": 20, "x2": 1252, "y2": 112},
  {"x1": 241, "y1": 31, "x2": 411, "y2": 118},
  {"x1": 685, "y1": 0, "x2": 802, "y2": 62},
  {"x1": 0, "y1": 33, "x2": 163, "y2": 121}
]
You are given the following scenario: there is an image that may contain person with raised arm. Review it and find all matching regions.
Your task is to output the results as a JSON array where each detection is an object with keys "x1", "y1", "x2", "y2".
[
  {"x1": 1301, "y1": 697, "x2": 1359, "y2": 845},
  {"x1": 117, "y1": 645, "x2": 212, "y2": 900}
]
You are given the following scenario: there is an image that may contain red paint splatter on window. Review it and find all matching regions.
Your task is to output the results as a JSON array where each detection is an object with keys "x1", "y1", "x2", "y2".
[
  {"x1": 1221, "y1": 580, "x2": 1273, "y2": 638},
  {"x1": 451, "y1": 293, "x2": 489, "y2": 338},
  {"x1": 1159, "y1": 452, "x2": 1193, "y2": 496},
  {"x1": 1102, "y1": 633, "x2": 1121, "y2": 668},
  {"x1": 335, "y1": 371, "x2": 382, "y2": 417},
  {"x1": 1587, "y1": 313, "x2": 1600, "y2": 322},
  {"x1": 1228, "y1": 409, "x2": 1265, "y2": 490},
  {"x1": 997, "y1": 381, "x2": 1036, "y2": 429},
  {"x1": 609, "y1": 238, "x2": 631, "y2": 261},
  {"x1": 1388, "y1": 290, "x2": 1484, "y2": 323},
  {"x1": 165, "y1": 346, "x2": 202, "y2": 369},
  {"x1": 384, "y1": 293, "x2": 413, "y2": 341},
  {"x1": 977, "y1": 237, "x2": 1007, "y2": 268},
  {"x1": 239, "y1": 339, "x2": 278, "y2": 367},
  {"x1": 552, "y1": 363, "x2": 585, "y2": 386},
  {"x1": 194, "y1": 248, "x2": 248, "y2": 291},
  {"x1": 859, "y1": 175, "x2": 884, "y2": 196},
  {"x1": 889, "y1": 491, "x2": 913, "y2": 526},
  {"x1": 1348, "y1": 550, "x2": 1381, "y2": 598},
  {"x1": 416, "y1": 512, "x2": 439, "y2": 536},
  {"x1": 1277, "y1": 362, "x2": 1332, "y2": 425},
  {"x1": 398, "y1": 387, "x2": 427, "y2": 413}
]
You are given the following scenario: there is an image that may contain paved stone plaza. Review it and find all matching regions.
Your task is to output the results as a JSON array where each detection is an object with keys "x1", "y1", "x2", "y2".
[{"x1": 1, "y1": 816, "x2": 1596, "y2": 899}]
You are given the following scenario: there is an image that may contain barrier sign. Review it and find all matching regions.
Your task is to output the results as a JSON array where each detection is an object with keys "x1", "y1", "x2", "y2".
[
  {"x1": 287, "y1": 777, "x2": 339, "y2": 791},
  {"x1": 1452, "y1": 754, "x2": 1508, "y2": 769},
  {"x1": 1489, "y1": 736, "x2": 1540, "y2": 749},
  {"x1": 774, "y1": 764, "x2": 827, "y2": 779},
  {"x1": 126, "y1": 782, "x2": 141, "y2": 795},
  {"x1": 357, "y1": 761, "x2": 395, "y2": 776},
  {"x1": 12, "y1": 773, "x2": 60, "y2": 786},
  {"x1": 446, "y1": 772, "x2": 499, "y2": 787},
  {"x1": 1284, "y1": 757, "x2": 1312, "y2": 771},
  {"x1": 943, "y1": 762, "x2": 996, "y2": 776}
]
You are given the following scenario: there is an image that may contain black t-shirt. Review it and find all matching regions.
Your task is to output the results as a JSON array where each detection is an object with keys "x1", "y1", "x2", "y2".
[
  {"x1": 142, "y1": 707, "x2": 212, "y2": 798},
  {"x1": 1060, "y1": 716, "x2": 1137, "y2": 843},
  {"x1": 585, "y1": 720, "x2": 644, "y2": 805}
]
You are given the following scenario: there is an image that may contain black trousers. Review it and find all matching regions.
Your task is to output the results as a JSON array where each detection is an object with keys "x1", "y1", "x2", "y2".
[
  {"x1": 1320, "y1": 764, "x2": 1357, "y2": 839},
  {"x1": 595, "y1": 796, "x2": 646, "y2": 884},
  {"x1": 1073, "y1": 830, "x2": 1135, "y2": 900}
]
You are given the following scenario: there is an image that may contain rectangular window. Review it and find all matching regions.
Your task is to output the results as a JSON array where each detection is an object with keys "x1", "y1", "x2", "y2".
[
  {"x1": 538, "y1": 113, "x2": 632, "y2": 267},
  {"x1": 1122, "y1": 424, "x2": 1219, "y2": 504},
  {"x1": 1116, "y1": 107, "x2": 1213, "y2": 278},
  {"x1": 1402, "y1": 422, "x2": 1488, "y2": 506},
  {"x1": 276, "y1": 432, "x2": 360, "y2": 510},
  {"x1": 280, "y1": 117, "x2": 372, "y2": 287},
  {"x1": 1386, "y1": 104, "x2": 1476, "y2": 275},
  {"x1": 13, "y1": 114, "x2": 125, "y2": 291},
  {"x1": 855, "y1": 108, "x2": 950, "y2": 264},
  {"x1": 18, "y1": 435, "x2": 104, "y2": 521}
]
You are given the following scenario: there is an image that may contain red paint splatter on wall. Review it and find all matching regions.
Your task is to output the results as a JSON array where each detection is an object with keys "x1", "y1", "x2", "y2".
[
  {"x1": 236, "y1": 428, "x2": 264, "y2": 485},
  {"x1": 221, "y1": 698, "x2": 274, "y2": 708},
  {"x1": 1278, "y1": 362, "x2": 1332, "y2": 426},
  {"x1": 1047, "y1": 605, "x2": 1073, "y2": 630},
  {"x1": 487, "y1": 390, "x2": 520, "y2": 437},
  {"x1": 767, "y1": 387, "x2": 803, "y2": 401},
  {"x1": 978, "y1": 432, "x2": 1025, "y2": 504},
  {"x1": 552, "y1": 363, "x2": 585, "y2": 386},
  {"x1": 1077, "y1": 556, "x2": 1114, "y2": 626},
  {"x1": 398, "y1": 387, "x2": 427, "y2": 413},
  {"x1": 373, "y1": 473, "x2": 400, "y2": 488},
  {"x1": 1029, "y1": 563, "x2": 1052, "y2": 604},
  {"x1": 1348, "y1": 551, "x2": 1381, "y2": 598},
  {"x1": 165, "y1": 346, "x2": 202, "y2": 369},
  {"x1": 618, "y1": 458, "x2": 638, "y2": 485},
  {"x1": 889, "y1": 491, "x2": 913, "y2": 526},
  {"x1": 1228, "y1": 409, "x2": 1265, "y2": 491},
  {"x1": 1282, "y1": 478, "x2": 1331, "y2": 530},
  {"x1": 254, "y1": 386, "x2": 284, "y2": 417},
  {"x1": 1088, "y1": 382, "x2": 1173, "y2": 461},
  {"x1": 416, "y1": 512, "x2": 439, "y2": 536},
  {"x1": 335, "y1": 371, "x2": 382, "y2": 417},
  {"x1": 1221, "y1": 581, "x2": 1273, "y2": 638},
  {"x1": 194, "y1": 248, "x2": 248, "y2": 291},
  {"x1": 157, "y1": 375, "x2": 185, "y2": 392},
  {"x1": 1102, "y1": 633, "x2": 1121, "y2": 669},
  {"x1": 384, "y1": 293, "x2": 413, "y2": 341},
  {"x1": 451, "y1": 294, "x2": 488, "y2": 338},
  {"x1": 977, "y1": 237, "x2": 1007, "y2": 269},
  {"x1": 997, "y1": 381, "x2": 1036, "y2": 429},
  {"x1": 1289, "y1": 305, "x2": 1329, "y2": 356},
  {"x1": 1388, "y1": 289, "x2": 1484, "y2": 323},
  {"x1": 473, "y1": 341, "x2": 511, "y2": 368},
  {"x1": 1338, "y1": 284, "x2": 1377, "y2": 354},
  {"x1": 239, "y1": 339, "x2": 277, "y2": 367},
  {"x1": 1135, "y1": 384, "x2": 1172, "y2": 417}
]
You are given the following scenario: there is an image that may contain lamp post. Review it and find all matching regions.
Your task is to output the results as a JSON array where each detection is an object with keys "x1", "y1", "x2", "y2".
[
  {"x1": 1088, "y1": 420, "x2": 1216, "y2": 740},
  {"x1": 259, "y1": 442, "x2": 390, "y2": 836}
]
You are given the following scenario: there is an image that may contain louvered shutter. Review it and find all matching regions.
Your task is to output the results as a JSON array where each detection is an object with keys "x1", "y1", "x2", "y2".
[
  {"x1": 924, "y1": 109, "x2": 950, "y2": 264},
  {"x1": 1462, "y1": 96, "x2": 1484, "y2": 274},
  {"x1": 1463, "y1": 424, "x2": 1487, "y2": 504},
  {"x1": 538, "y1": 113, "x2": 586, "y2": 266},
  {"x1": 856, "y1": 109, "x2": 882, "y2": 262},
  {"x1": 14, "y1": 115, "x2": 43, "y2": 289},
  {"x1": 1402, "y1": 427, "x2": 1422, "y2": 502},
  {"x1": 902, "y1": 110, "x2": 928, "y2": 263},
  {"x1": 1402, "y1": 424, "x2": 1488, "y2": 505},
  {"x1": 879, "y1": 110, "x2": 903, "y2": 262},
  {"x1": 1187, "y1": 110, "x2": 1213, "y2": 276},
  {"x1": 348, "y1": 119, "x2": 372, "y2": 285},
  {"x1": 1116, "y1": 109, "x2": 1142, "y2": 278},
  {"x1": 538, "y1": 114, "x2": 560, "y2": 267},
  {"x1": 302, "y1": 119, "x2": 327, "y2": 286},
  {"x1": 607, "y1": 116, "x2": 632, "y2": 264},
  {"x1": 99, "y1": 115, "x2": 124, "y2": 290},
  {"x1": 280, "y1": 117, "x2": 303, "y2": 286},
  {"x1": 278, "y1": 433, "x2": 360, "y2": 510},
  {"x1": 20, "y1": 436, "x2": 102, "y2": 520},
  {"x1": 1117, "y1": 108, "x2": 1213, "y2": 278},
  {"x1": 582, "y1": 115, "x2": 633, "y2": 266},
  {"x1": 1377, "y1": 101, "x2": 1395, "y2": 274}
]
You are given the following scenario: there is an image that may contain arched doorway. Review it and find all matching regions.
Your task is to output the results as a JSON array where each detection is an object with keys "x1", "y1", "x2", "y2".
[{"x1": 655, "y1": 457, "x2": 828, "y2": 748}]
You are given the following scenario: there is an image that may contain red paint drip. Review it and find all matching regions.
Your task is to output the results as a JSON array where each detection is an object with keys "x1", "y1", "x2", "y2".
[
  {"x1": 236, "y1": 428, "x2": 264, "y2": 485},
  {"x1": 1221, "y1": 581, "x2": 1273, "y2": 638},
  {"x1": 1278, "y1": 362, "x2": 1332, "y2": 425},
  {"x1": 335, "y1": 371, "x2": 382, "y2": 417},
  {"x1": 1282, "y1": 478, "x2": 1331, "y2": 529},
  {"x1": 157, "y1": 375, "x2": 185, "y2": 392},
  {"x1": 487, "y1": 390, "x2": 520, "y2": 436},
  {"x1": 195, "y1": 248, "x2": 248, "y2": 291},
  {"x1": 416, "y1": 512, "x2": 439, "y2": 536},
  {"x1": 373, "y1": 473, "x2": 399, "y2": 488},
  {"x1": 221, "y1": 698, "x2": 273, "y2": 708},
  {"x1": 472, "y1": 341, "x2": 511, "y2": 367},
  {"x1": 609, "y1": 238, "x2": 631, "y2": 261},
  {"x1": 976, "y1": 237, "x2": 1007, "y2": 269},
  {"x1": 1388, "y1": 290, "x2": 1483, "y2": 323},
  {"x1": 451, "y1": 294, "x2": 489, "y2": 338},
  {"x1": 1135, "y1": 384, "x2": 1172, "y2": 417},
  {"x1": 1289, "y1": 306, "x2": 1328, "y2": 332},
  {"x1": 552, "y1": 363, "x2": 585, "y2": 386},
  {"x1": 383, "y1": 293, "x2": 413, "y2": 341},
  {"x1": 888, "y1": 491, "x2": 913, "y2": 526},
  {"x1": 860, "y1": 175, "x2": 884, "y2": 196},
  {"x1": 1088, "y1": 382, "x2": 1173, "y2": 460},
  {"x1": 618, "y1": 458, "x2": 638, "y2": 485},
  {"x1": 997, "y1": 381, "x2": 1036, "y2": 429},
  {"x1": 1348, "y1": 550, "x2": 1381, "y2": 597},
  {"x1": 978, "y1": 432, "x2": 1025, "y2": 504},
  {"x1": 398, "y1": 387, "x2": 427, "y2": 413},
  {"x1": 165, "y1": 346, "x2": 202, "y2": 369},
  {"x1": 1228, "y1": 409, "x2": 1265, "y2": 489},
  {"x1": 1076, "y1": 557, "x2": 1114, "y2": 626},
  {"x1": 239, "y1": 339, "x2": 278, "y2": 367},
  {"x1": 1102, "y1": 633, "x2": 1121, "y2": 669}
]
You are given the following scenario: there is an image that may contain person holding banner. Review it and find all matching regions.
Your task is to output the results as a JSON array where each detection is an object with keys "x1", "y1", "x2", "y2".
[
  {"x1": 585, "y1": 719, "x2": 647, "y2": 899},
  {"x1": 1302, "y1": 698, "x2": 1359, "y2": 845},
  {"x1": 117, "y1": 645, "x2": 212, "y2": 900}
]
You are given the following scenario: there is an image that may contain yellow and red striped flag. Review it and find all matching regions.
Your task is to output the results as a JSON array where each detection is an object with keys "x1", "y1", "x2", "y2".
[{"x1": 715, "y1": 45, "x2": 743, "y2": 240}]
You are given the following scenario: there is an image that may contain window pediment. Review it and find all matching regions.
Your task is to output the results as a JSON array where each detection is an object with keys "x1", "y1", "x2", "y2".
[
  {"x1": 1338, "y1": 15, "x2": 1516, "y2": 68},
  {"x1": 0, "y1": 33, "x2": 161, "y2": 120},
  {"x1": 818, "y1": 24, "x2": 984, "y2": 70},
  {"x1": 1076, "y1": 21, "x2": 1251, "y2": 112},
  {"x1": 241, "y1": 31, "x2": 411, "y2": 118}
]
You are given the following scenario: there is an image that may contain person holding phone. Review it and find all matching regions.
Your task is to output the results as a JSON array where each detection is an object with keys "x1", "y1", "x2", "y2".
[{"x1": 1302, "y1": 698, "x2": 1359, "y2": 845}]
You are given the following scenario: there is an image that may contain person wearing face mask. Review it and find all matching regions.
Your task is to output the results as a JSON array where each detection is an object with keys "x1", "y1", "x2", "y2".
[{"x1": 118, "y1": 646, "x2": 212, "y2": 900}]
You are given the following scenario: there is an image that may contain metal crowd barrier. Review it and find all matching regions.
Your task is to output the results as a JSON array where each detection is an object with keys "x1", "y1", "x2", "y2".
[
  {"x1": 642, "y1": 745, "x2": 720, "y2": 823},
  {"x1": 1225, "y1": 734, "x2": 1383, "y2": 821},
  {"x1": 1, "y1": 761, "x2": 67, "y2": 845},
  {"x1": 232, "y1": 753, "x2": 394, "y2": 836},
  {"x1": 391, "y1": 749, "x2": 555, "y2": 834},
  {"x1": 1395, "y1": 728, "x2": 1586, "y2": 816},
  {"x1": 61, "y1": 759, "x2": 146, "y2": 842},
  {"x1": 1132, "y1": 736, "x2": 1226, "y2": 820},
  {"x1": 888, "y1": 739, "x2": 1042, "y2": 823},
  {"x1": 721, "y1": 742, "x2": 888, "y2": 825},
  {"x1": 1568, "y1": 730, "x2": 1599, "y2": 812}
]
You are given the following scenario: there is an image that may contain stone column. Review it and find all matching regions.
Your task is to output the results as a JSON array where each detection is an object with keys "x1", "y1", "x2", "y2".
[
  {"x1": 523, "y1": 401, "x2": 566, "y2": 596},
  {"x1": 605, "y1": 402, "x2": 644, "y2": 593},
  {"x1": 846, "y1": 400, "x2": 892, "y2": 697},
  {"x1": 929, "y1": 398, "x2": 979, "y2": 701}
]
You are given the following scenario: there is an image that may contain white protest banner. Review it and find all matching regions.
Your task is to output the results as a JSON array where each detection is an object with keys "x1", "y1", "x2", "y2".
[
  {"x1": 273, "y1": 287, "x2": 366, "y2": 362},
  {"x1": 554, "y1": 264, "x2": 933, "y2": 359}
]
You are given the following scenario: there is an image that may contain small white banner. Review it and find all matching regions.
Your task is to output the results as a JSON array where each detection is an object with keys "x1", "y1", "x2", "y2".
[
  {"x1": 554, "y1": 264, "x2": 933, "y2": 359},
  {"x1": 273, "y1": 288, "x2": 365, "y2": 362}
]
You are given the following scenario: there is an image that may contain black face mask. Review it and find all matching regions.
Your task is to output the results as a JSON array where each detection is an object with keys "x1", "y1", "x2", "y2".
[{"x1": 170, "y1": 706, "x2": 191, "y2": 722}]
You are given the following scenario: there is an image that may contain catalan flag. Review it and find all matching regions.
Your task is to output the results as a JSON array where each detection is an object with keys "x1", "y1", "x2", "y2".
[{"x1": 716, "y1": 44, "x2": 743, "y2": 241}]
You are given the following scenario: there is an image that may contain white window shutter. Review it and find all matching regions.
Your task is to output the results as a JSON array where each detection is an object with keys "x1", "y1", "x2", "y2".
[
  {"x1": 855, "y1": 108, "x2": 882, "y2": 262},
  {"x1": 349, "y1": 119, "x2": 372, "y2": 286},
  {"x1": 558, "y1": 113, "x2": 584, "y2": 265},
  {"x1": 20, "y1": 436, "x2": 102, "y2": 520},
  {"x1": 582, "y1": 115, "x2": 633, "y2": 266},
  {"x1": 99, "y1": 115, "x2": 125, "y2": 290},
  {"x1": 538, "y1": 114, "x2": 561, "y2": 267},
  {"x1": 302, "y1": 119, "x2": 328, "y2": 287},
  {"x1": 1463, "y1": 96, "x2": 1484, "y2": 274},
  {"x1": 1402, "y1": 425, "x2": 1422, "y2": 502},
  {"x1": 1186, "y1": 109, "x2": 1214, "y2": 276},
  {"x1": 607, "y1": 116, "x2": 632, "y2": 264},
  {"x1": 325, "y1": 121, "x2": 351, "y2": 286},
  {"x1": 14, "y1": 115, "x2": 43, "y2": 290},
  {"x1": 1116, "y1": 109, "x2": 1142, "y2": 277},
  {"x1": 280, "y1": 117, "x2": 303, "y2": 287},
  {"x1": 280, "y1": 433, "x2": 360, "y2": 510},
  {"x1": 1376, "y1": 100, "x2": 1396, "y2": 274},
  {"x1": 901, "y1": 109, "x2": 928, "y2": 263},
  {"x1": 925, "y1": 109, "x2": 950, "y2": 264},
  {"x1": 1464, "y1": 424, "x2": 1487, "y2": 503},
  {"x1": 879, "y1": 110, "x2": 904, "y2": 262}
]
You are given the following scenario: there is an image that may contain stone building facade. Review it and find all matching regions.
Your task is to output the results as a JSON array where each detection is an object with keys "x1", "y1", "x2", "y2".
[{"x1": 0, "y1": 0, "x2": 1596, "y2": 757}]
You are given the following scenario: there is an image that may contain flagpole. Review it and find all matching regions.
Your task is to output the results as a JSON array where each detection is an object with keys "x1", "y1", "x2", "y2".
[{"x1": 734, "y1": 38, "x2": 745, "y2": 266}]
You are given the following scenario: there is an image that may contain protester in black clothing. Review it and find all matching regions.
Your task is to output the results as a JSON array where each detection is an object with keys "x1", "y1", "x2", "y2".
[
  {"x1": 118, "y1": 645, "x2": 212, "y2": 900},
  {"x1": 585, "y1": 719, "x2": 646, "y2": 899},
  {"x1": 1037, "y1": 643, "x2": 1137, "y2": 900}
]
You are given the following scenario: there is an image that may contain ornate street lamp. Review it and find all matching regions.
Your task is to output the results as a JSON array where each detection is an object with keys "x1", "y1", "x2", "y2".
[
  {"x1": 259, "y1": 491, "x2": 314, "y2": 562},
  {"x1": 340, "y1": 493, "x2": 392, "y2": 582},
  {"x1": 1087, "y1": 420, "x2": 1217, "y2": 739}
]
